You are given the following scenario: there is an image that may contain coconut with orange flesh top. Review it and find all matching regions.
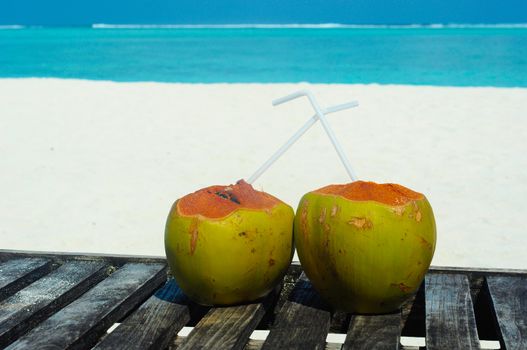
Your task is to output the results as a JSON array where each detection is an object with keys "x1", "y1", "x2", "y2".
[
  {"x1": 165, "y1": 180, "x2": 294, "y2": 305},
  {"x1": 294, "y1": 181, "x2": 436, "y2": 313}
]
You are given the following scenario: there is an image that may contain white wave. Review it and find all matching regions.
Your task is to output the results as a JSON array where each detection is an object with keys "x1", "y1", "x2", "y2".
[
  {"x1": 92, "y1": 23, "x2": 346, "y2": 29},
  {"x1": 428, "y1": 23, "x2": 527, "y2": 28},
  {"x1": 92, "y1": 23, "x2": 527, "y2": 29},
  {"x1": 0, "y1": 25, "x2": 25, "y2": 30}
]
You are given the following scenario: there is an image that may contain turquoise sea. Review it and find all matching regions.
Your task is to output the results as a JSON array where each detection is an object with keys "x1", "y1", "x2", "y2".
[{"x1": 1, "y1": 26, "x2": 526, "y2": 86}]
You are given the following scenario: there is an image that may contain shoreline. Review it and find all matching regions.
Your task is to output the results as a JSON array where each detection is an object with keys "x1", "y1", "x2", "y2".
[
  {"x1": 1, "y1": 79, "x2": 526, "y2": 269},
  {"x1": 1, "y1": 77, "x2": 527, "y2": 89}
]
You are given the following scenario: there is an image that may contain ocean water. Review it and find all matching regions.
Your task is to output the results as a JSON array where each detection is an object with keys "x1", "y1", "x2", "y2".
[{"x1": 1, "y1": 26, "x2": 526, "y2": 86}]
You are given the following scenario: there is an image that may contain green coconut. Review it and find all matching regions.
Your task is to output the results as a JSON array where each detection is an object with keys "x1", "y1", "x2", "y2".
[
  {"x1": 294, "y1": 181, "x2": 436, "y2": 313},
  {"x1": 165, "y1": 180, "x2": 294, "y2": 305}
]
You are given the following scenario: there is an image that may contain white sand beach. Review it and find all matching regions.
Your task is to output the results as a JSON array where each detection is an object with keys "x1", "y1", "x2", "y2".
[{"x1": 1, "y1": 78, "x2": 526, "y2": 269}]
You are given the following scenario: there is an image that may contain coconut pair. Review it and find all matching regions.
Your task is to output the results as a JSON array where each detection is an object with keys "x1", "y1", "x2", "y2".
[{"x1": 165, "y1": 179, "x2": 436, "y2": 314}]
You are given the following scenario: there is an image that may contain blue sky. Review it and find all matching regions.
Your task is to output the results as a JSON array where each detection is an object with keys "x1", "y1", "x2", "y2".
[{"x1": 1, "y1": 0, "x2": 527, "y2": 26}]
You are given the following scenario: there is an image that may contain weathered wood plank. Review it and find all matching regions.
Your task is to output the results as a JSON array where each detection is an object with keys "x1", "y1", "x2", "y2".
[
  {"x1": 243, "y1": 339, "x2": 343, "y2": 350},
  {"x1": 0, "y1": 260, "x2": 108, "y2": 348},
  {"x1": 342, "y1": 312, "x2": 401, "y2": 350},
  {"x1": 178, "y1": 289, "x2": 278, "y2": 350},
  {"x1": 324, "y1": 343, "x2": 342, "y2": 350},
  {"x1": 6, "y1": 262, "x2": 167, "y2": 350},
  {"x1": 486, "y1": 275, "x2": 527, "y2": 350},
  {"x1": 3, "y1": 251, "x2": 527, "y2": 277},
  {"x1": 425, "y1": 273, "x2": 480, "y2": 349},
  {"x1": 177, "y1": 304, "x2": 267, "y2": 350},
  {"x1": 261, "y1": 273, "x2": 331, "y2": 350},
  {"x1": 0, "y1": 258, "x2": 54, "y2": 301},
  {"x1": 93, "y1": 278, "x2": 191, "y2": 350},
  {"x1": 0, "y1": 249, "x2": 166, "y2": 265},
  {"x1": 243, "y1": 339, "x2": 265, "y2": 350}
]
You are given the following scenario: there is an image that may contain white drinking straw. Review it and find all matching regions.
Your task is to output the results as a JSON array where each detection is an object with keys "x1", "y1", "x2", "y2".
[{"x1": 246, "y1": 89, "x2": 358, "y2": 184}]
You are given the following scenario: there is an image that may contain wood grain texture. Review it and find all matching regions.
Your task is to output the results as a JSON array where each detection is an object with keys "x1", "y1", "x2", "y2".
[
  {"x1": 0, "y1": 260, "x2": 107, "y2": 348},
  {"x1": 486, "y1": 276, "x2": 527, "y2": 350},
  {"x1": 93, "y1": 278, "x2": 191, "y2": 350},
  {"x1": 178, "y1": 289, "x2": 278, "y2": 350},
  {"x1": 2, "y1": 253, "x2": 527, "y2": 276},
  {"x1": 243, "y1": 339, "x2": 343, "y2": 350},
  {"x1": 6, "y1": 262, "x2": 167, "y2": 350},
  {"x1": 425, "y1": 273, "x2": 480, "y2": 349},
  {"x1": 0, "y1": 258, "x2": 54, "y2": 302},
  {"x1": 342, "y1": 312, "x2": 401, "y2": 350},
  {"x1": 261, "y1": 273, "x2": 331, "y2": 350},
  {"x1": 243, "y1": 339, "x2": 266, "y2": 350},
  {"x1": 3, "y1": 250, "x2": 527, "y2": 350}
]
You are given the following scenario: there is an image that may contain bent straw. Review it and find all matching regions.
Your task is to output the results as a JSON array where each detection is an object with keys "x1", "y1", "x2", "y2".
[
  {"x1": 293, "y1": 90, "x2": 359, "y2": 181},
  {"x1": 246, "y1": 90, "x2": 358, "y2": 184}
]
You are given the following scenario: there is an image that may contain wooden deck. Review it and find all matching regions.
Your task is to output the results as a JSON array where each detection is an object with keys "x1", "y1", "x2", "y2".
[{"x1": 0, "y1": 250, "x2": 525, "y2": 349}]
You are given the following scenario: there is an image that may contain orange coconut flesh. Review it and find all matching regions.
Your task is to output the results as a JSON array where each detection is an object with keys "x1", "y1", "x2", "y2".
[
  {"x1": 314, "y1": 181, "x2": 424, "y2": 206},
  {"x1": 177, "y1": 180, "x2": 283, "y2": 219}
]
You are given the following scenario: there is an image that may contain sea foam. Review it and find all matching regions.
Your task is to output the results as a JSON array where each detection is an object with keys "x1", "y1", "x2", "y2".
[{"x1": 91, "y1": 23, "x2": 527, "y2": 29}]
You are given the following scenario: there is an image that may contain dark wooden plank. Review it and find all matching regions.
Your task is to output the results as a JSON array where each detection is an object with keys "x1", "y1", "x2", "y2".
[
  {"x1": 430, "y1": 265, "x2": 527, "y2": 276},
  {"x1": 0, "y1": 260, "x2": 108, "y2": 348},
  {"x1": 425, "y1": 273, "x2": 480, "y2": 349},
  {"x1": 0, "y1": 249, "x2": 166, "y2": 266},
  {"x1": 178, "y1": 288, "x2": 279, "y2": 350},
  {"x1": 0, "y1": 258, "x2": 54, "y2": 301},
  {"x1": 486, "y1": 275, "x2": 527, "y2": 350},
  {"x1": 4, "y1": 251, "x2": 526, "y2": 278},
  {"x1": 325, "y1": 343, "x2": 342, "y2": 350},
  {"x1": 342, "y1": 312, "x2": 401, "y2": 350},
  {"x1": 6, "y1": 262, "x2": 167, "y2": 350},
  {"x1": 93, "y1": 278, "x2": 191, "y2": 350},
  {"x1": 0, "y1": 258, "x2": 51, "y2": 289},
  {"x1": 244, "y1": 339, "x2": 265, "y2": 350},
  {"x1": 244, "y1": 339, "x2": 419, "y2": 350},
  {"x1": 243, "y1": 339, "x2": 342, "y2": 350},
  {"x1": 261, "y1": 273, "x2": 331, "y2": 350}
]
